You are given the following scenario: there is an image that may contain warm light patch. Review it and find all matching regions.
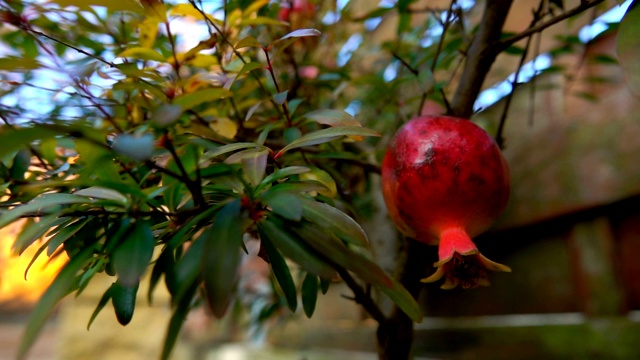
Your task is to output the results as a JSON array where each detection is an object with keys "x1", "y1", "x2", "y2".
[{"x1": 0, "y1": 220, "x2": 68, "y2": 306}]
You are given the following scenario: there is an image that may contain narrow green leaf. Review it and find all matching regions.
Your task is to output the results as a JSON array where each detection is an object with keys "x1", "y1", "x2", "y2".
[
  {"x1": 259, "y1": 218, "x2": 337, "y2": 279},
  {"x1": 278, "y1": 28, "x2": 322, "y2": 41},
  {"x1": 240, "y1": 16, "x2": 285, "y2": 26},
  {"x1": 0, "y1": 193, "x2": 90, "y2": 229},
  {"x1": 112, "y1": 133, "x2": 155, "y2": 162},
  {"x1": 74, "y1": 186, "x2": 129, "y2": 205},
  {"x1": 17, "y1": 247, "x2": 93, "y2": 360},
  {"x1": 275, "y1": 126, "x2": 380, "y2": 158},
  {"x1": 118, "y1": 47, "x2": 165, "y2": 62},
  {"x1": 284, "y1": 127, "x2": 302, "y2": 144},
  {"x1": 235, "y1": 36, "x2": 262, "y2": 49},
  {"x1": 260, "y1": 231, "x2": 297, "y2": 312},
  {"x1": 112, "y1": 220, "x2": 155, "y2": 287},
  {"x1": 301, "y1": 272, "x2": 319, "y2": 318},
  {"x1": 237, "y1": 62, "x2": 264, "y2": 78},
  {"x1": 47, "y1": 218, "x2": 91, "y2": 256},
  {"x1": 0, "y1": 57, "x2": 41, "y2": 71},
  {"x1": 203, "y1": 142, "x2": 262, "y2": 160},
  {"x1": 13, "y1": 215, "x2": 66, "y2": 255},
  {"x1": 202, "y1": 199, "x2": 243, "y2": 318},
  {"x1": 255, "y1": 166, "x2": 310, "y2": 194},
  {"x1": 225, "y1": 148, "x2": 269, "y2": 186},
  {"x1": 0, "y1": 126, "x2": 59, "y2": 164},
  {"x1": 304, "y1": 109, "x2": 360, "y2": 127},
  {"x1": 151, "y1": 104, "x2": 183, "y2": 127},
  {"x1": 263, "y1": 180, "x2": 329, "y2": 196},
  {"x1": 320, "y1": 277, "x2": 331, "y2": 294},
  {"x1": 149, "y1": 246, "x2": 173, "y2": 304},
  {"x1": 111, "y1": 281, "x2": 138, "y2": 325},
  {"x1": 290, "y1": 221, "x2": 422, "y2": 322},
  {"x1": 173, "y1": 88, "x2": 232, "y2": 111},
  {"x1": 299, "y1": 197, "x2": 368, "y2": 247},
  {"x1": 161, "y1": 281, "x2": 198, "y2": 360},
  {"x1": 87, "y1": 283, "x2": 115, "y2": 330},
  {"x1": 262, "y1": 192, "x2": 302, "y2": 221},
  {"x1": 273, "y1": 90, "x2": 288, "y2": 105},
  {"x1": 173, "y1": 232, "x2": 206, "y2": 304}
]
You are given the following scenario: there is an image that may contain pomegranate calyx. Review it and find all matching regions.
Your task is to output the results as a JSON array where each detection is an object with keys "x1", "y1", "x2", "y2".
[{"x1": 420, "y1": 228, "x2": 511, "y2": 289}]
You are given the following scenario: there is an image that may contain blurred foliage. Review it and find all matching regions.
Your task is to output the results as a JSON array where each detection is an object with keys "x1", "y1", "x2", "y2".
[{"x1": 0, "y1": 0, "x2": 637, "y2": 359}]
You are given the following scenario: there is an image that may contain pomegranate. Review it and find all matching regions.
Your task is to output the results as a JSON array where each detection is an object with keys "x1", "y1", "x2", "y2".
[{"x1": 381, "y1": 116, "x2": 511, "y2": 289}]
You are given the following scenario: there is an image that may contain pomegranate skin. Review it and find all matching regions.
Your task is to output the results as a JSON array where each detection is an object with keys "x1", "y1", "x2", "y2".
[
  {"x1": 382, "y1": 116, "x2": 509, "y2": 244},
  {"x1": 381, "y1": 116, "x2": 511, "y2": 288}
]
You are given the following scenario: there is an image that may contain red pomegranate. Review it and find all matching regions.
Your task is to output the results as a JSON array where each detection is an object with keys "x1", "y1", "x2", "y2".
[{"x1": 381, "y1": 116, "x2": 511, "y2": 289}]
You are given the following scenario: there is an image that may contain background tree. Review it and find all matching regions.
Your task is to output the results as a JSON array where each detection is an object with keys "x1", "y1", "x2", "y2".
[{"x1": 0, "y1": 0, "x2": 637, "y2": 359}]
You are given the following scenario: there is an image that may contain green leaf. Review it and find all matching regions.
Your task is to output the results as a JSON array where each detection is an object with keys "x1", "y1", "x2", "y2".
[
  {"x1": 111, "y1": 281, "x2": 138, "y2": 325},
  {"x1": 0, "y1": 126, "x2": 59, "y2": 163},
  {"x1": 298, "y1": 167, "x2": 338, "y2": 198},
  {"x1": 255, "y1": 166, "x2": 310, "y2": 194},
  {"x1": 17, "y1": 246, "x2": 93, "y2": 360},
  {"x1": 290, "y1": 221, "x2": 422, "y2": 322},
  {"x1": 74, "y1": 186, "x2": 129, "y2": 205},
  {"x1": 112, "y1": 133, "x2": 155, "y2": 162},
  {"x1": 173, "y1": 232, "x2": 206, "y2": 304},
  {"x1": 112, "y1": 220, "x2": 155, "y2": 287},
  {"x1": 151, "y1": 104, "x2": 183, "y2": 127},
  {"x1": 237, "y1": 62, "x2": 265, "y2": 78},
  {"x1": 617, "y1": 2, "x2": 640, "y2": 96},
  {"x1": 235, "y1": 36, "x2": 262, "y2": 49},
  {"x1": 262, "y1": 181, "x2": 329, "y2": 196},
  {"x1": 279, "y1": 28, "x2": 322, "y2": 41},
  {"x1": 0, "y1": 193, "x2": 90, "y2": 229},
  {"x1": 273, "y1": 90, "x2": 288, "y2": 105},
  {"x1": 202, "y1": 199, "x2": 243, "y2": 318},
  {"x1": 203, "y1": 142, "x2": 263, "y2": 160},
  {"x1": 0, "y1": 57, "x2": 41, "y2": 71},
  {"x1": 223, "y1": 148, "x2": 269, "y2": 186},
  {"x1": 304, "y1": 109, "x2": 360, "y2": 127},
  {"x1": 148, "y1": 246, "x2": 173, "y2": 304},
  {"x1": 260, "y1": 231, "x2": 297, "y2": 312},
  {"x1": 161, "y1": 281, "x2": 198, "y2": 360},
  {"x1": 275, "y1": 126, "x2": 380, "y2": 158},
  {"x1": 284, "y1": 127, "x2": 302, "y2": 144},
  {"x1": 170, "y1": 3, "x2": 221, "y2": 24},
  {"x1": 117, "y1": 47, "x2": 165, "y2": 62},
  {"x1": 299, "y1": 197, "x2": 368, "y2": 247},
  {"x1": 173, "y1": 88, "x2": 232, "y2": 111},
  {"x1": 262, "y1": 191, "x2": 302, "y2": 221},
  {"x1": 13, "y1": 215, "x2": 66, "y2": 255},
  {"x1": 87, "y1": 283, "x2": 115, "y2": 330},
  {"x1": 47, "y1": 218, "x2": 92, "y2": 256},
  {"x1": 259, "y1": 218, "x2": 337, "y2": 279},
  {"x1": 301, "y1": 272, "x2": 319, "y2": 318},
  {"x1": 240, "y1": 16, "x2": 286, "y2": 26}
]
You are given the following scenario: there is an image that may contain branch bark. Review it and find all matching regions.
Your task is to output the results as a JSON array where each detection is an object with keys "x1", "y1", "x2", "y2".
[{"x1": 450, "y1": 0, "x2": 514, "y2": 118}]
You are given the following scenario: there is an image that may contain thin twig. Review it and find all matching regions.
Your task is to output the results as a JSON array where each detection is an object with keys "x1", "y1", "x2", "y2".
[
  {"x1": 496, "y1": 0, "x2": 606, "y2": 52},
  {"x1": 23, "y1": 27, "x2": 115, "y2": 67},
  {"x1": 335, "y1": 266, "x2": 387, "y2": 324}
]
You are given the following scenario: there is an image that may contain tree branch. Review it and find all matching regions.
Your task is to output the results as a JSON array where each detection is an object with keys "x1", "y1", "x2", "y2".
[
  {"x1": 450, "y1": 0, "x2": 514, "y2": 118},
  {"x1": 496, "y1": 0, "x2": 606, "y2": 52},
  {"x1": 335, "y1": 266, "x2": 387, "y2": 325}
]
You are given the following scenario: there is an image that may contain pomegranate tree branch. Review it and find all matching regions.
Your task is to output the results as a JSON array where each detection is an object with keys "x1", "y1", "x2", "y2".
[
  {"x1": 335, "y1": 266, "x2": 387, "y2": 325},
  {"x1": 496, "y1": 0, "x2": 606, "y2": 52},
  {"x1": 449, "y1": 0, "x2": 514, "y2": 118}
]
